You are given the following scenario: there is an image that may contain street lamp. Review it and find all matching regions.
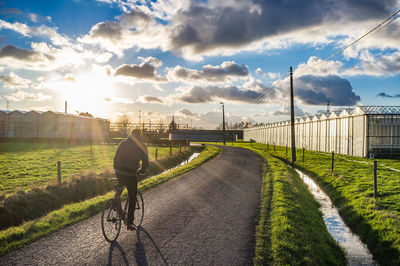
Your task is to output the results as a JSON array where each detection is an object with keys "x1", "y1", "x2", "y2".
[{"x1": 220, "y1": 102, "x2": 226, "y2": 145}]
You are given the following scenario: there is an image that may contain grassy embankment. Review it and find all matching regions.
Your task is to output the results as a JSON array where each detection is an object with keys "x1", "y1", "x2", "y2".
[
  {"x1": 0, "y1": 142, "x2": 184, "y2": 194},
  {"x1": 241, "y1": 142, "x2": 400, "y2": 265},
  {"x1": 208, "y1": 143, "x2": 346, "y2": 264},
  {"x1": 0, "y1": 145, "x2": 221, "y2": 256}
]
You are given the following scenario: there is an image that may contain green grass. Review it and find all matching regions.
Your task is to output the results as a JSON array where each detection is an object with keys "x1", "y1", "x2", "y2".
[
  {"x1": 234, "y1": 144, "x2": 346, "y2": 265},
  {"x1": 238, "y1": 142, "x2": 400, "y2": 265},
  {"x1": 0, "y1": 142, "x2": 186, "y2": 194},
  {"x1": 0, "y1": 149, "x2": 197, "y2": 230},
  {"x1": 0, "y1": 145, "x2": 221, "y2": 256}
]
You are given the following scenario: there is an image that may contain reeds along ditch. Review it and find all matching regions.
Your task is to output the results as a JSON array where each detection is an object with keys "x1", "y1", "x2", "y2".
[{"x1": 0, "y1": 149, "x2": 196, "y2": 230}]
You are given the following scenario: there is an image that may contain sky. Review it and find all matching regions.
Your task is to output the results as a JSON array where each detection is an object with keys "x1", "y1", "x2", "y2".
[{"x1": 0, "y1": 0, "x2": 400, "y2": 129}]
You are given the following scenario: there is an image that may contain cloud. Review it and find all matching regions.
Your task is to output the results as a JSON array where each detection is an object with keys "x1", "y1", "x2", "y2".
[
  {"x1": 377, "y1": 92, "x2": 400, "y2": 98},
  {"x1": 5, "y1": 90, "x2": 51, "y2": 102},
  {"x1": 0, "y1": 44, "x2": 53, "y2": 61},
  {"x1": 78, "y1": 9, "x2": 164, "y2": 56},
  {"x1": 64, "y1": 73, "x2": 76, "y2": 82},
  {"x1": 0, "y1": 72, "x2": 31, "y2": 89},
  {"x1": 0, "y1": 44, "x2": 55, "y2": 70},
  {"x1": 166, "y1": 0, "x2": 396, "y2": 58},
  {"x1": 137, "y1": 95, "x2": 163, "y2": 103},
  {"x1": 173, "y1": 108, "x2": 254, "y2": 129},
  {"x1": 29, "y1": 13, "x2": 39, "y2": 23},
  {"x1": 295, "y1": 75, "x2": 361, "y2": 106},
  {"x1": 269, "y1": 105, "x2": 309, "y2": 117},
  {"x1": 175, "y1": 108, "x2": 198, "y2": 118},
  {"x1": 0, "y1": 5, "x2": 21, "y2": 15},
  {"x1": 255, "y1": 67, "x2": 280, "y2": 79},
  {"x1": 177, "y1": 84, "x2": 267, "y2": 104},
  {"x1": 297, "y1": 52, "x2": 400, "y2": 78},
  {"x1": 114, "y1": 57, "x2": 166, "y2": 81},
  {"x1": 167, "y1": 61, "x2": 248, "y2": 82},
  {"x1": 104, "y1": 97, "x2": 135, "y2": 104}
]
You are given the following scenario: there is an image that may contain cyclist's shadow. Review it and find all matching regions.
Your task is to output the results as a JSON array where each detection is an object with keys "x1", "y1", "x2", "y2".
[{"x1": 108, "y1": 227, "x2": 168, "y2": 266}]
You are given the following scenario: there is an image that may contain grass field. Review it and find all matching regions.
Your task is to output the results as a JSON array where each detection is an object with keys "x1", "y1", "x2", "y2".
[
  {"x1": 0, "y1": 145, "x2": 221, "y2": 256},
  {"x1": 230, "y1": 142, "x2": 400, "y2": 265},
  {"x1": 0, "y1": 142, "x2": 185, "y2": 194}
]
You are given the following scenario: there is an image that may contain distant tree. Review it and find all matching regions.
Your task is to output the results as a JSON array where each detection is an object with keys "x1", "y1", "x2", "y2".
[
  {"x1": 116, "y1": 114, "x2": 131, "y2": 135},
  {"x1": 79, "y1": 111, "x2": 93, "y2": 117},
  {"x1": 168, "y1": 116, "x2": 178, "y2": 132}
]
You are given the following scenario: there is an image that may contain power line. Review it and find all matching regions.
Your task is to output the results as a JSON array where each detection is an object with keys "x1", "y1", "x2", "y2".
[
  {"x1": 252, "y1": 8, "x2": 400, "y2": 104},
  {"x1": 295, "y1": 8, "x2": 400, "y2": 76}
]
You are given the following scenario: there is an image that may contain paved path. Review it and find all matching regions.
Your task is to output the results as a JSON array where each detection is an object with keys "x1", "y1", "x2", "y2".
[{"x1": 1, "y1": 146, "x2": 263, "y2": 265}]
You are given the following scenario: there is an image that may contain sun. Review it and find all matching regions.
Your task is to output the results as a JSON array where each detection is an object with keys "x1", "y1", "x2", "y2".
[{"x1": 55, "y1": 73, "x2": 115, "y2": 118}]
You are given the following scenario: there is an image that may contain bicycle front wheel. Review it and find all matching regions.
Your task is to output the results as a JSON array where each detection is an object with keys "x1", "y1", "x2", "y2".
[
  {"x1": 101, "y1": 199, "x2": 122, "y2": 242},
  {"x1": 133, "y1": 191, "x2": 144, "y2": 227}
]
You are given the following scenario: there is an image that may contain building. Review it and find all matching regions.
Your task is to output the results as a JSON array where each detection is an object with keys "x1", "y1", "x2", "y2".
[
  {"x1": 244, "y1": 106, "x2": 400, "y2": 158},
  {"x1": 0, "y1": 110, "x2": 10, "y2": 137},
  {"x1": 0, "y1": 110, "x2": 110, "y2": 143}
]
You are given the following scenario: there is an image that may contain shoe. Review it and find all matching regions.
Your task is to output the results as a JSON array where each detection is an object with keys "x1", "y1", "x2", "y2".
[{"x1": 127, "y1": 224, "x2": 137, "y2": 231}]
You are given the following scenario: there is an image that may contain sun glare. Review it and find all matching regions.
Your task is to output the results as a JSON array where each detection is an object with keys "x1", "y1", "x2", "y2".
[{"x1": 54, "y1": 74, "x2": 114, "y2": 118}]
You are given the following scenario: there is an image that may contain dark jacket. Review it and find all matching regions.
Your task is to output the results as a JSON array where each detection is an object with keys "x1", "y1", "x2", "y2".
[{"x1": 113, "y1": 136, "x2": 149, "y2": 174}]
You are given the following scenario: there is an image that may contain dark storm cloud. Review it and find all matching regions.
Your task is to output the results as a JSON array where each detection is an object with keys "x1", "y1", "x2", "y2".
[
  {"x1": 0, "y1": 45, "x2": 54, "y2": 62},
  {"x1": 169, "y1": 61, "x2": 248, "y2": 82},
  {"x1": 114, "y1": 61, "x2": 166, "y2": 81},
  {"x1": 179, "y1": 85, "x2": 265, "y2": 104},
  {"x1": 295, "y1": 75, "x2": 361, "y2": 106},
  {"x1": 169, "y1": 0, "x2": 396, "y2": 53},
  {"x1": 377, "y1": 92, "x2": 400, "y2": 98}
]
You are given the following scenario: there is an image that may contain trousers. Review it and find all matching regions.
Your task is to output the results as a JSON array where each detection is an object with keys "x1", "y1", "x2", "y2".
[{"x1": 115, "y1": 173, "x2": 137, "y2": 225}]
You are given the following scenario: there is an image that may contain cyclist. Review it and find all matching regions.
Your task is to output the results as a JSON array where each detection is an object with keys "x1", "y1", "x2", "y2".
[{"x1": 114, "y1": 129, "x2": 148, "y2": 230}]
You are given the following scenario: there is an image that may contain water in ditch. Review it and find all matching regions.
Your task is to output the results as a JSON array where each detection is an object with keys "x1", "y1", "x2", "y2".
[
  {"x1": 161, "y1": 152, "x2": 200, "y2": 174},
  {"x1": 294, "y1": 169, "x2": 376, "y2": 266}
]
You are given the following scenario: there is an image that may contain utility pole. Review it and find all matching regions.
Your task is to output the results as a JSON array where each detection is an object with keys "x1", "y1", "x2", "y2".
[
  {"x1": 327, "y1": 100, "x2": 330, "y2": 113},
  {"x1": 138, "y1": 110, "x2": 141, "y2": 125},
  {"x1": 290, "y1": 66, "x2": 296, "y2": 162},
  {"x1": 6, "y1": 100, "x2": 9, "y2": 111},
  {"x1": 220, "y1": 102, "x2": 226, "y2": 145}
]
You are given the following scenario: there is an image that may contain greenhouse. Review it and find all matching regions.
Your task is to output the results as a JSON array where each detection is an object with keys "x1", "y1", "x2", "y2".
[{"x1": 244, "y1": 106, "x2": 400, "y2": 158}]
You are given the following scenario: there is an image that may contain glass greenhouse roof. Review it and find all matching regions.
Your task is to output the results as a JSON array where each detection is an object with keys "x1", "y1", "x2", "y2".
[{"x1": 357, "y1": 106, "x2": 400, "y2": 115}]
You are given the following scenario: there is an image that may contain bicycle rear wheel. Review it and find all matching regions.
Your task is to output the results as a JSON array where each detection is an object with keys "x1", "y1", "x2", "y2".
[
  {"x1": 122, "y1": 191, "x2": 144, "y2": 228},
  {"x1": 101, "y1": 199, "x2": 122, "y2": 242}
]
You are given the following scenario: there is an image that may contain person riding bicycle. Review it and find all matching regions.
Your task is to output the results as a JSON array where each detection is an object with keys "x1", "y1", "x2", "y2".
[{"x1": 114, "y1": 129, "x2": 148, "y2": 230}]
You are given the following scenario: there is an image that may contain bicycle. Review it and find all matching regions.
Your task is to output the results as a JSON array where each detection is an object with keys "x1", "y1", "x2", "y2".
[{"x1": 101, "y1": 178, "x2": 144, "y2": 243}]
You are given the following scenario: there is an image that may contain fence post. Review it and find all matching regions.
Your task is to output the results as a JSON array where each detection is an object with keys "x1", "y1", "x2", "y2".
[
  {"x1": 302, "y1": 148, "x2": 305, "y2": 162},
  {"x1": 374, "y1": 160, "x2": 378, "y2": 199},
  {"x1": 331, "y1": 151, "x2": 334, "y2": 172},
  {"x1": 57, "y1": 161, "x2": 61, "y2": 185},
  {"x1": 155, "y1": 148, "x2": 158, "y2": 161},
  {"x1": 286, "y1": 145, "x2": 288, "y2": 157}
]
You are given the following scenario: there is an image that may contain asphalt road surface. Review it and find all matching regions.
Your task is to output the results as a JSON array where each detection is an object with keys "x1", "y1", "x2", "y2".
[{"x1": 1, "y1": 146, "x2": 263, "y2": 265}]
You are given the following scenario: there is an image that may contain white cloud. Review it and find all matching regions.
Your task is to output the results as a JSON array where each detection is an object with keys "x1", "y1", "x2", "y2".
[
  {"x1": 167, "y1": 61, "x2": 249, "y2": 83},
  {"x1": 5, "y1": 90, "x2": 51, "y2": 102},
  {"x1": 0, "y1": 72, "x2": 31, "y2": 89}
]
